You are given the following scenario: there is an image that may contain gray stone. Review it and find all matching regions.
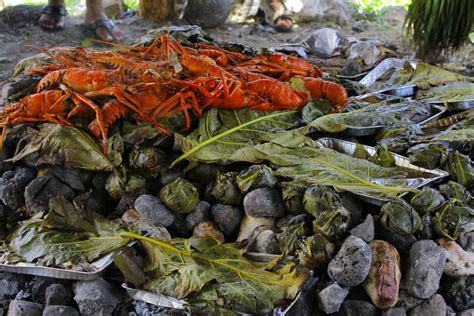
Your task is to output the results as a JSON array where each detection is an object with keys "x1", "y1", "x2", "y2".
[
  {"x1": 0, "y1": 167, "x2": 36, "y2": 210},
  {"x1": 316, "y1": 282, "x2": 349, "y2": 314},
  {"x1": 44, "y1": 284, "x2": 73, "y2": 306},
  {"x1": 169, "y1": 213, "x2": 192, "y2": 237},
  {"x1": 395, "y1": 290, "x2": 424, "y2": 310},
  {"x1": 442, "y1": 276, "x2": 474, "y2": 311},
  {"x1": 7, "y1": 300, "x2": 43, "y2": 316},
  {"x1": 350, "y1": 214, "x2": 374, "y2": 243},
  {"x1": 42, "y1": 305, "x2": 79, "y2": 316},
  {"x1": 404, "y1": 240, "x2": 447, "y2": 299},
  {"x1": 159, "y1": 169, "x2": 183, "y2": 187},
  {"x1": 352, "y1": 20, "x2": 368, "y2": 33},
  {"x1": 133, "y1": 195, "x2": 174, "y2": 227},
  {"x1": 459, "y1": 309, "x2": 474, "y2": 316},
  {"x1": 328, "y1": 236, "x2": 372, "y2": 287},
  {"x1": 383, "y1": 307, "x2": 406, "y2": 316},
  {"x1": 337, "y1": 300, "x2": 379, "y2": 316},
  {"x1": 243, "y1": 188, "x2": 285, "y2": 218},
  {"x1": 458, "y1": 232, "x2": 474, "y2": 252},
  {"x1": 0, "y1": 272, "x2": 26, "y2": 299},
  {"x1": 73, "y1": 278, "x2": 123, "y2": 316},
  {"x1": 414, "y1": 215, "x2": 433, "y2": 240},
  {"x1": 47, "y1": 166, "x2": 85, "y2": 191},
  {"x1": 30, "y1": 278, "x2": 54, "y2": 304},
  {"x1": 255, "y1": 230, "x2": 279, "y2": 254},
  {"x1": 186, "y1": 164, "x2": 223, "y2": 185},
  {"x1": 408, "y1": 294, "x2": 446, "y2": 316},
  {"x1": 24, "y1": 175, "x2": 75, "y2": 215},
  {"x1": 185, "y1": 201, "x2": 211, "y2": 231},
  {"x1": 211, "y1": 204, "x2": 243, "y2": 236},
  {"x1": 290, "y1": 0, "x2": 354, "y2": 24},
  {"x1": 73, "y1": 191, "x2": 108, "y2": 215}
]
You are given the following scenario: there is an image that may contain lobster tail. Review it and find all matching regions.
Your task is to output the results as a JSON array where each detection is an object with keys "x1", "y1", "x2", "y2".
[{"x1": 302, "y1": 77, "x2": 348, "y2": 111}]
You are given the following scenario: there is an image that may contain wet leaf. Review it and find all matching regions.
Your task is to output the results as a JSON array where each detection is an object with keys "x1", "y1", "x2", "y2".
[
  {"x1": 433, "y1": 199, "x2": 474, "y2": 240},
  {"x1": 407, "y1": 143, "x2": 449, "y2": 169},
  {"x1": 9, "y1": 124, "x2": 118, "y2": 171},
  {"x1": 172, "y1": 109, "x2": 306, "y2": 166},
  {"x1": 211, "y1": 172, "x2": 242, "y2": 206},
  {"x1": 410, "y1": 187, "x2": 446, "y2": 215},
  {"x1": 444, "y1": 151, "x2": 474, "y2": 188},
  {"x1": 121, "y1": 232, "x2": 305, "y2": 313},
  {"x1": 416, "y1": 82, "x2": 474, "y2": 103},
  {"x1": 380, "y1": 199, "x2": 422, "y2": 235},
  {"x1": 8, "y1": 197, "x2": 129, "y2": 266},
  {"x1": 307, "y1": 100, "x2": 435, "y2": 133},
  {"x1": 160, "y1": 178, "x2": 199, "y2": 214}
]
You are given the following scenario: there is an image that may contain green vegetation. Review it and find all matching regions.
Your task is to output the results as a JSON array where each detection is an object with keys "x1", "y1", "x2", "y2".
[
  {"x1": 404, "y1": 0, "x2": 474, "y2": 63},
  {"x1": 353, "y1": 0, "x2": 411, "y2": 20}
]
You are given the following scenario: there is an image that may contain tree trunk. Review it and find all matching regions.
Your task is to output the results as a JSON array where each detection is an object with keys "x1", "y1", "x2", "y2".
[{"x1": 139, "y1": 0, "x2": 178, "y2": 22}]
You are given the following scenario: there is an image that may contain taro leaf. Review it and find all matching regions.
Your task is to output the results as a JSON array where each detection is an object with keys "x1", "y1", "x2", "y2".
[
  {"x1": 9, "y1": 197, "x2": 129, "y2": 266},
  {"x1": 172, "y1": 109, "x2": 307, "y2": 166},
  {"x1": 296, "y1": 234, "x2": 334, "y2": 271},
  {"x1": 410, "y1": 187, "x2": 446, "y2": 215},
  {"x1": 281, "y1": 181, "x2": 308, "y2": 214},
  {"x1": 427, "y1": 129, "x2": 474, "y2": 143},
  {"x1": 307, "y1": 100, "x2": 433, "y2": 133},
  {"x1": 445, "y1": 151, "x2": 474, "y2": 188},
  {"x1": 416, "y1": 82, "x2": 474, "y2": 103},
  {"x1": 380, "y1": 199, "x2": 422, "y2": 235},
  {"x1": 258, "y1": 144, "x2": 420, "y2": 200},
  {"x1": 211, "y1": 172, "x2": 242, "y2": 206},
  {"x1": 8, "y1": 124, "x2": 118, "y2": 171},
  {"x1": 439, "y1": 181, "x2": 473, "y2": 206},
  {"x1": 122, "y1": 232, "x2": 305, "y2": 313},
  {"x1": 432, "y1": 199, "x2": 474, "y2": 240},
  {"x1": 407, "y1": 143, "x2": 449, "y2": 170},
  {"x1": 236, "y1": 164, "x2": 277, "y2": 193},
  {"x1": 159, "y1": 178, "x2": 199, "y2": 214},
  {"x1": 398, "y1": 63, "x2": 472, "y2": 88},
  {"x1": 278, "y1": 220, "x2": 311, "y2": 255},
  {"x1": 372, "y1": 144, "x2": 396, "y2": 167}
]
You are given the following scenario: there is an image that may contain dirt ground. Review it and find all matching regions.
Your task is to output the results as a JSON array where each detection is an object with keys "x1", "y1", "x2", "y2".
[{"x1": 0, "y1": 4, "x2": 471, "y2": 86}]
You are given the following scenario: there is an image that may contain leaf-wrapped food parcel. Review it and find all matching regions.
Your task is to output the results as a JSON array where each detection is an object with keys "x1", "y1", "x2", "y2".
[
  {"x1": 296, "y1": 234, "x2": 335, "y2": 271},
  {"x1": 121, "y1": 232, "x2": 305, "y2": 314},
  {"x1": 236, "y1": 164, "x2": 277, "y2": 193},
  {"x1": 433, "y1": 200, "x2": 474, "y2": 240},
  {"x1": 380, "y1": 199, "x2": 421, "y2": 235},
  {"x1": 372, "y1": 144, "x2": 396, "y2": 167},
  {"x1": 303, "y1": 186, "x2": 352, "y2": 240},
  {"x1": 160, "y1": 178, "x2": 199, "y2": 214},
  {"x1": 128, "y1": 147, "x2": 167, "y2": 178},
  {"x1": 278, "y1": 218, "x2": 312, "y2": 255},
  {"x1": 410, "y1": 187, "x2": 446, "y2": 215},
  {"x1": 439, "y1": 181, "x2": 473, "y2": 206},
  {"x1": 445, "y1": 151, "x2": 474, "y2": 189},
  {"x1": 281, "y1": 181, "x2": 308, "y2": 214},
  {"x1": 211, "y1": 172, "x2": 242, "y2": 206},
  {"x1": 407, "y1": 143, "x2": 449, "y2": 169}
]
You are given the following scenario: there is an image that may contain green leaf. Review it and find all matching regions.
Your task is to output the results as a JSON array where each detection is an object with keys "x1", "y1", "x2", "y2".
[
  {"x1": 307, "y1": 100, "x2": 435, "y2": 133},
  {"x1": 416, "y1": 82, "x2": 474, "y2": 103},
  {"x1": 8, "y1": 197, "x2": 129, "y2": 266},
  {"x1": 8, "y1": 124, "x2": 118, "y2": 171},
  {"x1": 172, "y1": 109, "x2": 308, "y2": 166},
  {"x1": 121, "y1": 232, "x2": 305, "y2": 313}
]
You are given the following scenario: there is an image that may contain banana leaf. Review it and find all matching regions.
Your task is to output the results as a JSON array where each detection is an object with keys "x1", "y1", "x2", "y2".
[
  {"x1": 307, "y1": 100, "x2": 434, "y2": 133},
  {"x1": 172, "y1": 109, "x2": 308, "y2": 166},
  {"x1": 8, "y1": 197, "x2": 129, "y2": 267},
  {"x1": 8, "y1": 124, "x2": 119, "y2": 172},
  {"x1": 121, "y1": 232, "x2": 305, "y2": 314},
  {"x1": 416, "y1": 82, "x2": 474, "y2": 103}
]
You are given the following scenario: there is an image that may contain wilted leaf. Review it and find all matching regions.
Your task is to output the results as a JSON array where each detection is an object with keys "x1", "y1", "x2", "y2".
[
  {"x1": 121, "y1": 232, "x2": 305, "y2": 313},
  {"x1": 9, "y1": 124, "x2": 118, "y2": 171},
  {"x1": 8, "y1": 197, "x2": 129, "y2": 266},
  {"x1": 416, "y1": 82, "x2": 474, "y2": 103},
  {"x1": 172, "y1": 109, "x2": 307, "y2": 166},
  {"x1": 380, "y1": 199, "x2": 422, "y2": 235},
  {"x1": 432, "y1": 199, "x2": 474, "y2": 240}
]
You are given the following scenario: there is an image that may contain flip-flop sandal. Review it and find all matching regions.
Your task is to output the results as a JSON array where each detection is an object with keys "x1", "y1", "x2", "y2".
[
  {"x1": 84, "y1": 19, "x2": 122, "y2": 41},
  {"x1": 273, "y1": 15, "x2": 293, "y2": 33},
  {"x1": 38, "y1": 5, "x2": 67, "y2": 31}
]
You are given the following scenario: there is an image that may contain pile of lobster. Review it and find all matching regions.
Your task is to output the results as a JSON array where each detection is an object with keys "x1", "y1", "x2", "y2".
[{"x1": 0, "y1": 34, "x2": 348, "y2": 153}]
